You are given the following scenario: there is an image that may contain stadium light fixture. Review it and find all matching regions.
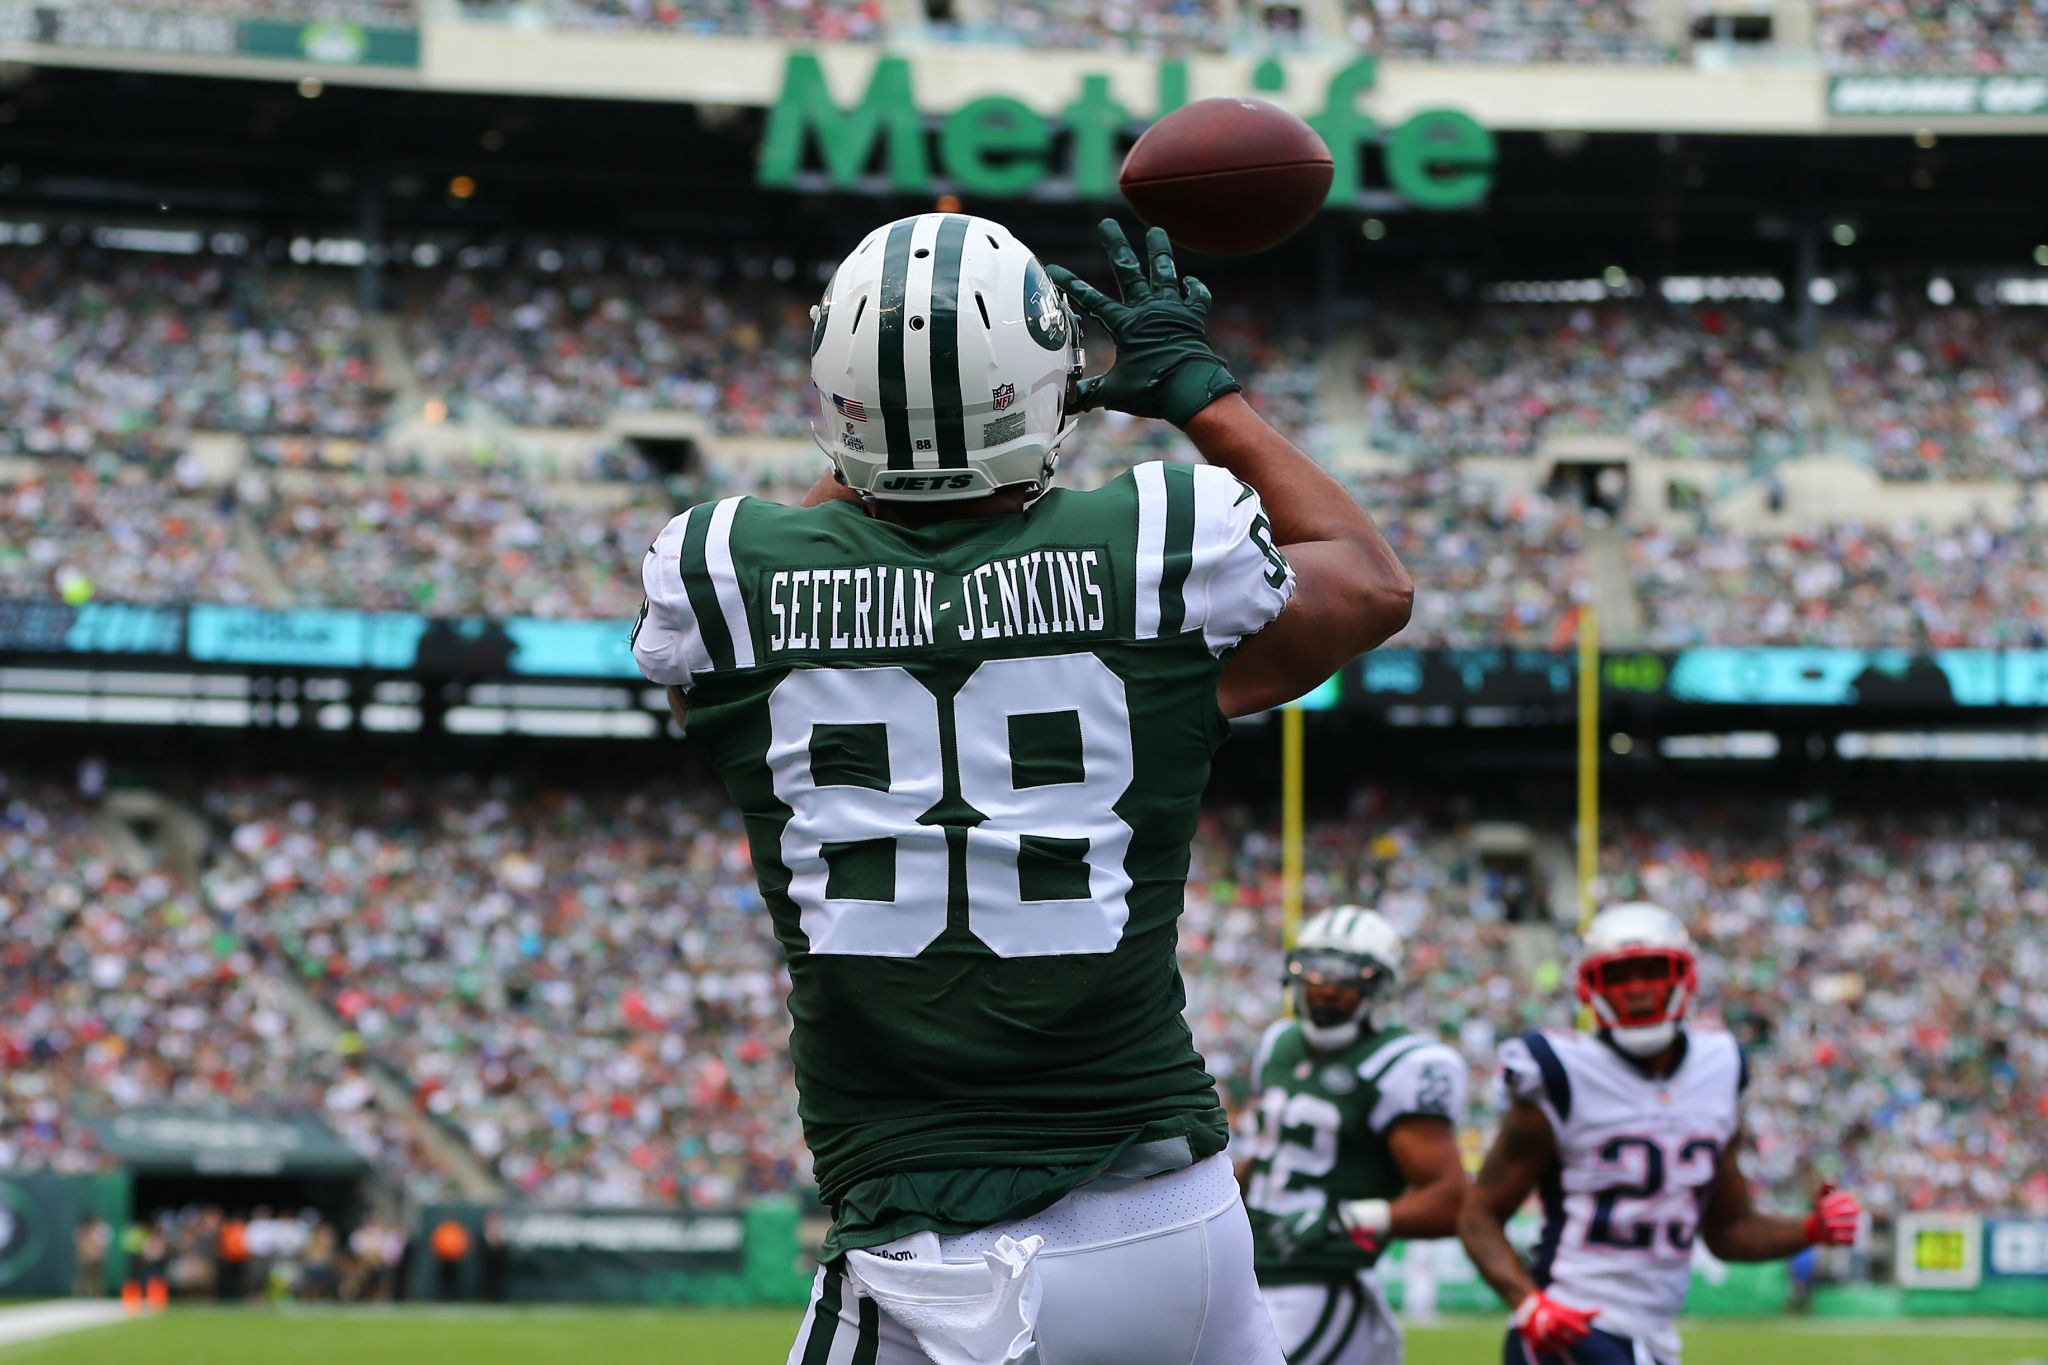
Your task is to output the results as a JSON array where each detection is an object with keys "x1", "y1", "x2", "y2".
[
  {"x1": 1831, "y1": 223, "x2": 1857, "y2": 247},
  {"x1": 1927, "y1": 277, "x2": 1955, "y2": 305},
  {"x1": 1809, "y1": 278, "x2": 1839, "y2": 305}
]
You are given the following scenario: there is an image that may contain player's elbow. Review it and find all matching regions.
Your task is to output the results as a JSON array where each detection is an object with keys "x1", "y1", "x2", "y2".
[{"x1": 1337, "y1": 547, "x2": 1413, "y2": 653}]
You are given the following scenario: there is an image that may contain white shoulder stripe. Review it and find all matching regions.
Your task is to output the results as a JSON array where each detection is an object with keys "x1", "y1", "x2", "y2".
[
  {"x1": 1358, "y1": 1032, "x2": 1429, "y2": 1082},
  {"x1": 1133, "y1": 462, "x2": 1166, "y2": 639},
  {"x1": 633, "y1": 506, "x2": 712, "y2": 685},
  {"x1": 703, "y1": 496, "x2": 755, "y2": 669}
]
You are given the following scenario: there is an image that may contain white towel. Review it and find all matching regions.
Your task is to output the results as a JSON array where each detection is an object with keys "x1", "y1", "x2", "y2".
[{"x1": 844, "y1": 1231, "x2": 1045, "y2": 1365}]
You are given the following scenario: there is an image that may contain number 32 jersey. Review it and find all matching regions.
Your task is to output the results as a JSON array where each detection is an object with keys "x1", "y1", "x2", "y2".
[
  {"x1": 1499, "y1": 1027, "x2": 1746, "y2": 1362},
  {"x1": 632, "y1": 462, "x2": 1295, "y2": 1220}
]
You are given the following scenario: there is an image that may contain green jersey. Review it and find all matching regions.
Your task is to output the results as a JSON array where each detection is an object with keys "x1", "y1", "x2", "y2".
[
  {"x1": 633, "y1": 461, "x2": 1294, "y2": 1254},
  {"x1": 1242, "y1": 1020, "x2": 1468, "y2": 1285}
]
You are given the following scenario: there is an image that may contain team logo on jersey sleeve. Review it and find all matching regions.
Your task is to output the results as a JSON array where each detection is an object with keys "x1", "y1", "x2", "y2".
[
  {"x1": 1320, "y1": 1065, "x2": 1358, "y2": 1095},
  {"x1": 1023, "y1": 260, "x2": 1068, "y2": 350}
]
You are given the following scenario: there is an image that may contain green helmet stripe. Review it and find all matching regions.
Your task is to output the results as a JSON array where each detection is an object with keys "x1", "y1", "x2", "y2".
[
  {"x1": 877, "y1": 219, "x2": 916, "y2": 470},
  {"x1": 927, "y1": 214, "x2": 971, "y2": 470}
]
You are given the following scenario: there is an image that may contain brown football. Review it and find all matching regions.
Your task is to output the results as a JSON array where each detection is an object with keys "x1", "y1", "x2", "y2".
[{"x1": 1118, "y1": 98, "x2": 1334, "y2": 256}]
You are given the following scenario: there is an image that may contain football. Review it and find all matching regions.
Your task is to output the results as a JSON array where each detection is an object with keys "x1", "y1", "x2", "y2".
[{"x1": 1118, "y1": 97, "x2": 1335, "y2": 256}]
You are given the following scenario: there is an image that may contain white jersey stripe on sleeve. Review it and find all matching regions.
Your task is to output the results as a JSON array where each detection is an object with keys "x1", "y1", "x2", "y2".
[
  {"x1": 632, "y1": 506, "x2": 713, "y2": 687},
  {"x1": 703, "y1": 496, "x2": 755, "y2": 670},
  {"x1": 1133, "y1": 461, "x2": 1166, "y2": 639}
]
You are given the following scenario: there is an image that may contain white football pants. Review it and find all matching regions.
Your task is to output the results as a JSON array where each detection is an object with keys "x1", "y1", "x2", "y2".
[
  {"x1": 1260, "y1": 1272, "x2": 1403, "y2": 1365},
  {"x1": 787, "y1": 1153, "x2": 1284, "y2": 1365}
]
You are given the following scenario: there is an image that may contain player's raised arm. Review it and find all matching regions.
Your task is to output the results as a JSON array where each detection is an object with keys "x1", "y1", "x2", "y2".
[
  {"x1": 1047, "y1": 220, "x2": 1412, "y2": 718},
  {"x1": 1698, "y1": 1128, "x2": 1861, "y2": 1262},
  {"x1": 1185, "y1": 397, "x2": 1412, "y2": 716}
]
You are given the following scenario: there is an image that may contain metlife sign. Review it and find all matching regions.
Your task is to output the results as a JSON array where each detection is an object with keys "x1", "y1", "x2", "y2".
[{"x1": 1829, "y1": 74, "x2": 2048, "y2": 118}]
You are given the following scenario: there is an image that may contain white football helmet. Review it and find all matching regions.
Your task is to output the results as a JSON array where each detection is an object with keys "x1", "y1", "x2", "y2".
[
  {"x1": 1287, "y1": 906, "x2": 1404, "y2": 1051},
  {"x1": 809, "y1": 212, "x2": 1084, "y2": 503},
  {"x1": 1577, "y1": 901, "x2": 1698, "y2": 1058}
]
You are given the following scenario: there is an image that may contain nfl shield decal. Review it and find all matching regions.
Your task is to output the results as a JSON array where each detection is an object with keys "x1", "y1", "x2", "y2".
[{"x1": 991, "y1": 383, "x2": 1016, "y2": 411}]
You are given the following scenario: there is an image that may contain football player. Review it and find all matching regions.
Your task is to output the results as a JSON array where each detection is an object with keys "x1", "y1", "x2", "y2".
[
  {"x1": 1239, "y1": 906, "x2": 1470, "y2": 1364},
  {"x1": 634, "y1": 216, "x2": 1413, "y2": 1364},
  {"x1": 1458, "y1": 902, "x2": 1862, "y2": 1365}
]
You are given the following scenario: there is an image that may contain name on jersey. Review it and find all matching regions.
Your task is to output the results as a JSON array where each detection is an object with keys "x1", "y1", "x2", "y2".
[
  {"x1": 767, "y1": 567, "x2": 938, "y2": 653},
  {"x1": 763, "y1": 551, "x2": 1107, "y2": 655},
  {"x1": 956, "y1": 550, "x2": 1106, "y2": 643}
]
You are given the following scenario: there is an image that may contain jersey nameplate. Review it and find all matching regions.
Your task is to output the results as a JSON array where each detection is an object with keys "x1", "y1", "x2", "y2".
[{"x1": 764, "y1": 549, "x2": 1109, "y2": 657}]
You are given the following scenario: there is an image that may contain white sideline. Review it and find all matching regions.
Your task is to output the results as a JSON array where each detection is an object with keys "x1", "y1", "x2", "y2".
[{"x1": 0, "y1": 1301, "x2": 130, "y2": 1348}]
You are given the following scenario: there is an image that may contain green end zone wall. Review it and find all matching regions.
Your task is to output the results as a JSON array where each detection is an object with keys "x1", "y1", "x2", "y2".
[
  {"x1": 0, "y1": 1174, "x2": 131, "y2": 1297},
  {"x1": 412, "y1": 1202, "x2": 811, "y2": 1306}
]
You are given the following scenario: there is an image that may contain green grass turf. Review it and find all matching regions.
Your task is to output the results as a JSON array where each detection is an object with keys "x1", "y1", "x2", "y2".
[{"x1": 2, "y1": 1309, "x2": 2043, "y2": 1364}]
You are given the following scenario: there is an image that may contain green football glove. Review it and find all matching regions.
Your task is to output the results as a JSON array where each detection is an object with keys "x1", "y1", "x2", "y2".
[
  {"x1": 1261, "y1": 1204, "x2": 1337, "y2": 1265},
  {"x1": 1044, "y1": 220, "x2": 1241, "y2": 430}
]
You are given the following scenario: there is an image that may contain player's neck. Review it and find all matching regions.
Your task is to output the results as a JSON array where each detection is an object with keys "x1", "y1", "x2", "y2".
[
  {"x1": 1600, "y1": 1029, "x2": 1687, "y2": 1078},
  {"x1": 868, "y1": 488, "x2": 1031, "y2": 528}
]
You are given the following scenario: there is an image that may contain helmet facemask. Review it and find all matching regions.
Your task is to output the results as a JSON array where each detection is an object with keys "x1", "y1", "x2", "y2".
[
  {"x1": 1577, "y1": 948, "x2": 1697, "y2": 1057},
  {"x1": 1286, "y1": 948, "x2": 1396, "y2": 1051}
]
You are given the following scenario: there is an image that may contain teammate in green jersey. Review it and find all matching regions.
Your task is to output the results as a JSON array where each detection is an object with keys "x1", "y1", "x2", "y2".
[
  {"x1": 1238, "y1": 906, "x2": 1470, "y2": 1364},
  {"x1": 634, "y1": 214, "x2": 1413, "y2": 1365}
]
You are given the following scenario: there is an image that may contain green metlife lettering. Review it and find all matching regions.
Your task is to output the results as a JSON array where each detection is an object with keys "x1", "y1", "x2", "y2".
[{"x1": 757, "y1": 52, "x2": 1495, "y2": 210}]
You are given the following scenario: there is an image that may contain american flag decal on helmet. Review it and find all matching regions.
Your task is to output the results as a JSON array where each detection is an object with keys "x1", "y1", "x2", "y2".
[{"x1": 832, "y1": 393, "x2": 868, "y2": 422}]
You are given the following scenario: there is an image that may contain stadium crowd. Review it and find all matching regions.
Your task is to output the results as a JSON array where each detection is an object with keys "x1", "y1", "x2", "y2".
[
  {"x1": 6, "y1": 762, "x2": 2043, "y2": 1221},
  {"x1": 0, "y1": 776, "x2": 449, "y2": 1193},
  {"x1": 0, "y1": 247, "x2": 388, "y2": 461},
  {"x1": 1632, "y1": 510, "x2": 2048, "y2": 649},
  {"x1": 198, "y1": 776, "x2": 806, "y2": 1208},
  {"x1": 1815, "y1": 0, "x2": 2048, "y2": 72},
  {"x1": 1359, "y1": 300, "x2": 1811, "y2": 463},
  {"x1": 1343, "y1": 0, "x2": 1670, "y2": 63},
  {"x1": 1825, "y1": 306, "x2": 2048, "y2": 483}
]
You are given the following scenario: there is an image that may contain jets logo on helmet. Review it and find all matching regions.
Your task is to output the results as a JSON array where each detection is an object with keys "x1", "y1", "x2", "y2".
[
  {"x1": 809, "y1": 213, "x2": 1085, "y2": 502},
  {"x1": 1577, "y1": 901, "x2": 1698, "y2": 1058},
  {"x1": 1287, "y1": 905, "x2": 1404, "y2": 1051}
]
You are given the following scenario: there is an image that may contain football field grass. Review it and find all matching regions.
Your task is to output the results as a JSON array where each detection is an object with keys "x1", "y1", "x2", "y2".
[{"x1": 0, "y1": 1308, "x2": 2042, "y2": 1364}]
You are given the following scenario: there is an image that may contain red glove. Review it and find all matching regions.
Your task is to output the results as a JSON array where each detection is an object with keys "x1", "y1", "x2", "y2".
[
  {"x1": 1804, "y1": 1184, "x2": 1861, "y2": 1246},
  {"x1": 1512, "y1": 1289, "x2": 1600, "y2": 1352}
]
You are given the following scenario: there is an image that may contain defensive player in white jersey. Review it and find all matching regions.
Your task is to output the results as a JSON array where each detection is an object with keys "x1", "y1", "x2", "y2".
[
  {"x1": 1458, "y1": 903, "x2": 1862, "y2": 1365},
  {"x1": 1238, "y1": 907, "x2": 1469, "y2": 1365}
]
